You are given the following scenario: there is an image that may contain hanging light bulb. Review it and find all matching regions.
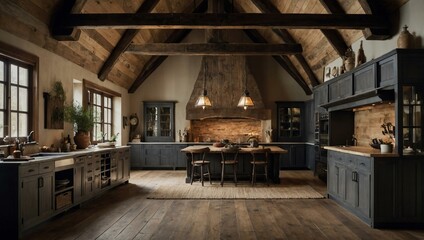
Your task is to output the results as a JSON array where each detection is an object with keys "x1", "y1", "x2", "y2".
[
  {"x1": 237, "y1": 60, "x2": 254, "y2": 110},
  {"x1": 195, "y1": 61, "x2": 212, "y2": 109}
]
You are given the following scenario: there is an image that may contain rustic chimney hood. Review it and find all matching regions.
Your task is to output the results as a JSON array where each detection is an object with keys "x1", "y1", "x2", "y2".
[{"x1": 186, "y1": 56, "x2": 271, "y2": 120}]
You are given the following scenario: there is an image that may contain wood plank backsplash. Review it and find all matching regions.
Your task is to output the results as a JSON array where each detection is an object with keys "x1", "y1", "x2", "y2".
[
  {"x1": 354, "y1": 103, "x2": 395, "y2": 146},
  {"x1": 190, "y1": 119, "x2": 263, "y2": 143}
]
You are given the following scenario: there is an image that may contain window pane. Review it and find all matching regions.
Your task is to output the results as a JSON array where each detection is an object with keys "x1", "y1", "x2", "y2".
[
  {"x1": 19, "y1": 87, "x2": 28, "y2": 111},
  {"x1": 0, "y1": 61, "x2": 4, "y2": 82},
  {"x1": 19, "y1": 113, "x2": 27, "y2": 137},
  {"x1": 19, "y1": 67, "x2": 28, "y2": 86},
  {"x1": 11, "y1": 64, "x2": 18, "y2": 84},
  {"x1": 11, "y1": 112, "x2": 17, "y2": 137},
  {"x1": 96, "y1": 94, "x2": 101, "y2": 105},
  {"x1": 11, "y1": 86, "x2": 17, "y2": 110},
  {"x1": 0, "y1": 111, "x2": 3, "y2": 137},
  {"x1": 0, "y1": 83, "x2": 4, "y2": 109}
]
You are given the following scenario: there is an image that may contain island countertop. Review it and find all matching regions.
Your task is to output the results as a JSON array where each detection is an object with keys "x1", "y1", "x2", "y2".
[
  {"x1": 181, "y1": 145, "x2": 287, "y2": 154},
  {"x1": 324, "y1": 146, "x2": 399, "y2": 157}
]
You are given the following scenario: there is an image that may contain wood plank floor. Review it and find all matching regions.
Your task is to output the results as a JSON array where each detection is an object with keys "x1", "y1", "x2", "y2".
[{"x1": 23, "y1": 170, "x2": 424, "y2": 240}]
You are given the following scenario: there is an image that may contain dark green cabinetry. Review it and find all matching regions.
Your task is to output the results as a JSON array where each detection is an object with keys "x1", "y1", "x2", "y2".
[
  {"x1": 144, "y1": 101, "x2": 175, "y2": 142},
  {"x1": 278, "y1": 144, "x2": 306, "y2": 169},
  {"x1": 276, "y1": 102, "x2": 305, "y2": 142},
  {"x1": 129, "y1": 143, "x2": 188, "y2": 170}
]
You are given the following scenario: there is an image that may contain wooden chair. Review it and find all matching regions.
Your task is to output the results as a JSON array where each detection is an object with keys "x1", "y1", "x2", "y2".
[
  {"x1": 189, "y1": 147, "x2": 211, "y2": 186},
  {"x1": 220, "y1": 147, "x2": 239, "y2": 186},
  {"x1": 250, "y1": 148, "x2": 271, "y2": 186}
]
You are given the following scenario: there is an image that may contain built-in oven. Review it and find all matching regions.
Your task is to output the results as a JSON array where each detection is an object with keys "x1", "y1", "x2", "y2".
[{"x1": 314, "y1": 112, "x2": 328, "y2": 182}]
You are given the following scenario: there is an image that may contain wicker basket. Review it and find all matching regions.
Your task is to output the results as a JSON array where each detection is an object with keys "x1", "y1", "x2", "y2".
[{"x1": 55, "y1": 190, "x2": 72, "y2": 209}]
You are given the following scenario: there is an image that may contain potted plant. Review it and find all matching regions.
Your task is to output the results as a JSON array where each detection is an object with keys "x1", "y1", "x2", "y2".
[{"x1": 64, "y1": 102, "x2": 94, "y2": 149}]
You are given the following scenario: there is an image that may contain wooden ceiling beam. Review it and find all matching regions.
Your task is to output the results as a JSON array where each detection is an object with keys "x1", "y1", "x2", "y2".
[
  {"x1": 97, "y1": 0, "x2": 161, "y2": 81},
  {"x1": 357, "y1": 0, "x2": 392, "y2": 40},
  {"x1": 243, "y1": 29, "x2": 312, "y2": 95},
  {"x1": 51, "y1": 0, "x2": 84, "y2": 41},
  {"x1": 128, "y1": 29, "x2": 192, "y2": 93},
  {"x1": 251, "y1": 0, "x2": 320, "y2": 86},
  {"x1": 58, "y1": 13, "x2": 388, "y2": 30},
  {"x1": 126, "y1": 43, "x2": 302, "y2": 56}
]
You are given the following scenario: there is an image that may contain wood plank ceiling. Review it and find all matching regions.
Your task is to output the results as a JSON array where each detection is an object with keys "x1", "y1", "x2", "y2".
[{"x1": 0, "y1": 0, "x2": 408, "y2": 94}]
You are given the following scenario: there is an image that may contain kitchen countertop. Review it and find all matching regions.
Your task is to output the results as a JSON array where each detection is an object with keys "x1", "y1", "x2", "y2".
[
  {"x1": 324, "y1": 146, "x2": 399, "y2": 157},
  {"x1": 181, "y1": 145, "x2": 288, "y2": 154},
  {"x1": 127, "y1": 141, "x2": 313, "y2": 145},
  {"x1": 0, "y1": 145, "x2": 130, "y2": 164}
]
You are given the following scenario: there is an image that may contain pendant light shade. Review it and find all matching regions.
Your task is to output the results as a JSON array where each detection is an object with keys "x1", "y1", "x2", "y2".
[
  {"x1": 238, "y1": 61, "x2": 254, "y2": 110},
  {"x1": 195, "y1": 62, "x2": 212, "y2": 109},
  {"x1": 237, "y1": 90, "x2": 254, "y2": 110}
]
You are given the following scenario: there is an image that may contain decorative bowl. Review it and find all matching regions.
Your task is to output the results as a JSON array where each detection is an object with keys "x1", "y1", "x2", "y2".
[{"x1": 213, "y1": 142, "x2": 225, "y2": 147}]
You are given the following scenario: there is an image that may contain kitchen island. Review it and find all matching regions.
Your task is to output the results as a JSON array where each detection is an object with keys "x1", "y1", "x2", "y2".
[
  {"x1": 181, "y1": 145, "x2": 287, "y2": 184},
  {"x1": 325, "y1": 146, "x2": 423, "y2": 228}
]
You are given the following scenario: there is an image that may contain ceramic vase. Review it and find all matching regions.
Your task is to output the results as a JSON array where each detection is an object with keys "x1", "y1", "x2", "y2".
[
  {"x1": 397, "y1": 25, "x2": 413, "y2": 49},
  {"x1": 356, "y1": 41, "x2": 366, "y2": 67},
  {"x1": 380, "y1": 144, "x2": 393, "y2": 153},
  {"x1": 344, "y1": 47, "x2": 355, "y2": 72}
]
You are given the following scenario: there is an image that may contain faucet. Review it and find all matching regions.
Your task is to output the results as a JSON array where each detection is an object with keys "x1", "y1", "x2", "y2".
[{"x1": 27, "y1": 131, "x2": 34, "y2": 143}]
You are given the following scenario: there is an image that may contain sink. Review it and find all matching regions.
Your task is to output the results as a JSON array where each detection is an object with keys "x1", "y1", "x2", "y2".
[{"x1": 30, "y1": 152, "x2": 70, "y2": 157}]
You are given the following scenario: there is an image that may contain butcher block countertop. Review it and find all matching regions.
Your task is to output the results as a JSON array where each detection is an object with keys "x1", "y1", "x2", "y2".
[
  {"x1": 324, "y1": 146, "x2": 399, "y2": 158},
  {"x1": 181, "y1": 145, "x2": 288, "y2": 154}
]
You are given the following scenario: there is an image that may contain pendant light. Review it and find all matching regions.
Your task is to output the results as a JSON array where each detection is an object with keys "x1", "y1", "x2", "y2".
[
  {"x1": 237, "y1": 61, "x2": 254, "y2": 110},
  {"x1": 195, "y1": 61, "x2": 212, "y2": 109}
]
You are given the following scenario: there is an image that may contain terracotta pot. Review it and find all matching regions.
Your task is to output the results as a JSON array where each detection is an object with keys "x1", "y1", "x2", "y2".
[{"x1": 74, "y1": 131, "x2": 90, "y2": 149}]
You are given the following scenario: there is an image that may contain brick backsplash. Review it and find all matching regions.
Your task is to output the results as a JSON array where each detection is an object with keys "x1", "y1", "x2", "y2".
[
  {"x1": 190, "y1": 119, "x2": 263, "y2": 143},
  {"x1": 354, "y1": 103, "x2": 395, "y2": 146}
]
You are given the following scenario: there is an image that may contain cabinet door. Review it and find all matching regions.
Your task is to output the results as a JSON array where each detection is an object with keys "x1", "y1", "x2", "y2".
[
  {"x1": 279, "y1": 144, "x2": 291, "y2": 169},
  {"x1": 357, "y1": 170, "x2": 371, "y2": 218},
  {"x1": 74, "y1": 163, "x2": 85, "y2": 204},
  {"x1": 160, "y1": 146, "x2": 174, "y2": 167},
  {"x1": 144, "y1": 147, "x2": 161, "y2": 166},
  {"x1": 354, "y1": 64, "x2": 376, "y2": 95},
  {"x1": 292, "y1": 145, "x2": 306, "y2": 168},
  {"x1": 327, "y1": 159, "x2": 338, "y2": 195},
  {"x1": 38, "y1": 173, "x2": 54, "y2": 219},
  {"x1": 130, "y1": 144, "x2": 142, "y2": 168},
  {"x1": 176, "y1": 145, "x2": 188, "y2": 168},
  {"x1": 345, "y1": 167, "x2": 357, "y2": 207},
  {"x1": 144, "y1": 102, "x2": 175, "y2": 142},
  {"x1": 20, "y1": 175, "x2": 39, "y2": 229},
  {"x1": 123, "y1": 150, "x2": 130, "y2": 179}
]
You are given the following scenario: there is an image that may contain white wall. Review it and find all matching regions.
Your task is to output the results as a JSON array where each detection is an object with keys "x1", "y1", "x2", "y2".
[
  {"x1": 0, "y1": 29, "x2": 130, "y2": 147},
  {"x1": 325, "y1": 0, "x2": 424, "y2": 79}
]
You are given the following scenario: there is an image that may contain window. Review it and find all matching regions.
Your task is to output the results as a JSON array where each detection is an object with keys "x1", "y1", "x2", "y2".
[
  {"x1": 0, "y1": 56, "x2": 32, "y2": 139},
  {"x1": 87, "y1": 88, "x2": 113, "y2": 143}
]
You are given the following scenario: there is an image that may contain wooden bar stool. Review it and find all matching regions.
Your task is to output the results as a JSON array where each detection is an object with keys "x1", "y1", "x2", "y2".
[
  {"x1": 189, "y1": 147, "x2": 211, "y2": 186},
  {"x1": 220, "y1": 148, "x2": 239, "y2": 186},
  {"x1": 250, "y1": 148, "x2": 271, "y2": 186}
]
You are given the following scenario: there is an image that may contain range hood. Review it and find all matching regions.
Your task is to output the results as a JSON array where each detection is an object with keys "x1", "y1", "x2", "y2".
[{"x1": 186, "y1": 56, "x2": 271, "y2": 120}]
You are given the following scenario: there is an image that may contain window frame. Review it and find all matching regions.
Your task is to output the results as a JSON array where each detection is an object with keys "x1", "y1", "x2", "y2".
[
  {"x1": 83, "y1": 80, "x2": 120, "y2": 144},
  {"x1": 0, "y1": 41, "x2": 38, "y2": 143}
]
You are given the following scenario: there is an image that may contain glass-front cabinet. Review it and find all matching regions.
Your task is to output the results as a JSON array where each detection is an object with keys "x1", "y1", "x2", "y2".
[
  {"x1": 144, "y1": 101, "x2": 175, "y2": 142},
  {"x1": 276, "y1": 102, "x2": 305, "y2": 142},
  {"x1": 402, "y1": 86, "x2": 423, "y2": 154}
]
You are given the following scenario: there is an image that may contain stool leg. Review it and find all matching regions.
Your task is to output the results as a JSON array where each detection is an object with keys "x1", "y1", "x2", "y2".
[
  {"x1": 251, "y1": 164, "x2": 256, "y2": 186},
  {"x1": 190, "y1": 164, "x2": 194, "y2": 185},
  {"x1": 265, "y1": 164, "x2": 269, "y2": 186},
  {"x1": 200, "y1": 165, "x2": 204, "y2": 186},
  {"x1": 233, "y1": 164, "x2": 237, "y2": 186},
  {"x1": 221, "y1": 163, "x2": 225, "y2": 187},
  {"x1": 207, "y1": 164, "x2": 212, "y2": 185}
]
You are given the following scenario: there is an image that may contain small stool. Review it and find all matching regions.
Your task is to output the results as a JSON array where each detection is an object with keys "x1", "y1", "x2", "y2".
[
  {"x1": 250, "y1": 148, "x2": 271, "y2": 186},
  {"x1": 189, "y1": 147, "x2": 211, "y2": 186},
  {"x1": 220, "y1": 148, "x2": 239, "y2": 186}
]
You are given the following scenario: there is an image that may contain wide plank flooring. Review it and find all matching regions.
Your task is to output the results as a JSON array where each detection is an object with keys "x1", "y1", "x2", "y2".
[{"x1": 23, "y1": 170, "x2": 424, "y2": 240}]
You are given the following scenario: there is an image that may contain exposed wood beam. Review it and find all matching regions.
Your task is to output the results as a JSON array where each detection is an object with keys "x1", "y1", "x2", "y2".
[
  {"x1": 128, "y1": 30, "x2": 192, "y2": 93},
  {"x1": 357, "y1": 0, "x2": 392, "y2": 40},
  {"x1": 97, "y1": 0, "x2": 161, "y2": 81},
  {"x1": 58, "y1": 13, "x2": 388, "y2": 30},
  {"x1": 319, "y1": 0, "x2": 345, "y2": 14},
  {"x1": 51, "y1": 0, "x2": 84, "y2": 40},
  {"x1": 126, "y1": 43, "x2": 302, "y2": 56},
  {"x1": 243, "y1": 29, "x2": 312, "y2": 95},
  {"x1": 250, "y1": 0, "x2": 320, "y2": 86}
]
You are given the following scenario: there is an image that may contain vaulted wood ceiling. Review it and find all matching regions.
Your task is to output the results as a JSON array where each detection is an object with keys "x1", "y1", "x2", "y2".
[{"x1": 0, "y1": 0, "x2": 408, "y2": 95}]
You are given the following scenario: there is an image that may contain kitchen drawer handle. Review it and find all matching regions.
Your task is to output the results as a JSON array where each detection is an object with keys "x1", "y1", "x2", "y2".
[
  {"x1": 360, "y1": 163, "x2": 365, "y2": 166},
  {"x1": 28, "y1": 169, "x2": 35, "y2": 173},
  {"x1": 87, "y1": 163, "x2": 92, "y2": 166},
  {"x1": 43, "y1": 166, "x2": 50, "y2": 169},
  {"x1": 87, "y1": 170, "x2": 93, "y2": 173},
  {"x1": 63, "y1": 192, "x2": 69, "y2": 196}
]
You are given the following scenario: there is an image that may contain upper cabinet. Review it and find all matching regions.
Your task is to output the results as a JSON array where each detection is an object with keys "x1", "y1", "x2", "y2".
[
  {"x1": 144, "y1": 101, "x2": 175, "y2": 142},
  {"x1": 276, "y1": 102, "x2": 305, "y2": 142}
]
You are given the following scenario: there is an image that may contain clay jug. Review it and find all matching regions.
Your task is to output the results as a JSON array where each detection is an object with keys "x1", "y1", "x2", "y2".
[
  {"x1": 356, "y1": 41, "x2": 366, "y2": 67},
  {"x1": 397, "y1": 25, "x2": 413, "y2": 49},
  {"x1": 74, "y1": 131, "x2": 91, "y2": 149},
  {"x1": 344, "y1": 47, "x2": 355, "y2": 72}
]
